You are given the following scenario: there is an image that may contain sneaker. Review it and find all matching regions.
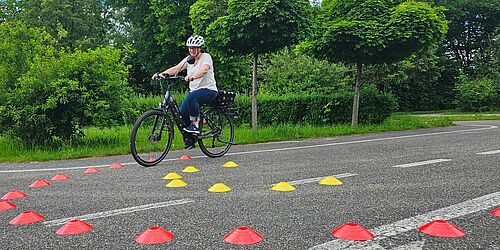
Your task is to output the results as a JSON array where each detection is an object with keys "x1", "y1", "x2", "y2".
[
  {"x1": 183, "y1": 124, "x2": 200, "y2": 134},
  {"x1": 184, "y1": 143, "x2": 195, "y2": 150}
]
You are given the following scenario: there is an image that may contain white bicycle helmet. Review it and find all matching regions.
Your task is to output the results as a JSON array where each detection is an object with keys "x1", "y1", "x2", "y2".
[{"x1": 186, "y1": 35, "x2": 204, "y2": 47}]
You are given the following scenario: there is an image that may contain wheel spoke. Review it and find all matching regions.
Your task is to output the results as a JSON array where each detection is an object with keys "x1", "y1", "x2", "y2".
[{"x1": 198, "y1": 109, "x2": 234, "y2": 157}]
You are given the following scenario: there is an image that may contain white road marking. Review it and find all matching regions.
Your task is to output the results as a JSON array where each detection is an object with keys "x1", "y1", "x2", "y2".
[
  {"x1": 392, "y1": 159, "x2": 452, "y2": 168},
  {"x1": 477, "y1": 149, "x2": 500, "y2": 155},
  {"x1": 43, "y1": 198, "x2": 194, "y2": 226},
  {"x1": 309, "y1": 191, "x2": 500, "y2": 250},
  {"x1": 0, "y1": 124, "x2": 496, "y2": 173},
  {"x1": 0, "y1": 162, "x2": 137, "y2": 173},
  {"x1": 288, "y1": 173, "x2": 357, "y2": 185},
  {"x1": 391, "y1": 240, "x2": 425, "y2": 250}
]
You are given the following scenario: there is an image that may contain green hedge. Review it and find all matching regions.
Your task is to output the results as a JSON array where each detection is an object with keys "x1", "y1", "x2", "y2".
[
  {"x1": 234, "y1": 85, "x2": 396, "y2": 126},
  {"x1": 127, "y1": 85, "x2": 396, "y2": 126}
]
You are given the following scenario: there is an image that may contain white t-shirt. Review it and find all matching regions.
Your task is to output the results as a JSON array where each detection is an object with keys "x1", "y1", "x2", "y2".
[{"x1": 181, "y1": 53, "x2": 218, "y2": 92}]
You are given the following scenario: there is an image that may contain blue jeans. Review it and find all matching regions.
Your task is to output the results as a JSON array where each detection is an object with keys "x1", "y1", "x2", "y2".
[{"x1": 180, "y1": 88, "x2": 218, "y2": 126}]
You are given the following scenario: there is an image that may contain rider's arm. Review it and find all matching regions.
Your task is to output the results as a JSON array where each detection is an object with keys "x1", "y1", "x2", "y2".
[
  {"x1": 187, "y1": 64, "x2": 209, "y2": 81},
  {"x1": 163, "y1": 60, "x2": 186, "y2": 76}
]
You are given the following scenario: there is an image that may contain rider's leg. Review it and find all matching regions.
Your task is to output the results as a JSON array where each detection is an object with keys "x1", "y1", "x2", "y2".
[
  {"x1": 185, "y1": 89, "x2": 218, "y2": 128},
  {"x1": 179, "y1": 98, "x2": 191, "y2": 127},
  {"x1": 179, "y1": 99, "x2": 196, "y2": 149}
]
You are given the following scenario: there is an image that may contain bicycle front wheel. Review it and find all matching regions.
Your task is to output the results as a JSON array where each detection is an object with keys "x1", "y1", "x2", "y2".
[
  {"x1": 130, "y1": 109, "x2": 174, "y2": 167},
  {"x1": 198, "y1": 108, "x2": 234, "y2": 158}
]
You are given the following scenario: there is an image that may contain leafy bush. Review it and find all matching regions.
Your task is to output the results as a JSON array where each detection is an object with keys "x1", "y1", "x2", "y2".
[
  {"x1": 259, "y1": 49, "x2": 352, "y2": 95},
  {"x1": 455, "y1": 75, "x2": 499, "y2": 112},
  {"x1": 0, "y1": 21, "x2": 57, "y2": 133},
  {"x1": 4, "y1": 47, "x2": 131, "y2": 146}
]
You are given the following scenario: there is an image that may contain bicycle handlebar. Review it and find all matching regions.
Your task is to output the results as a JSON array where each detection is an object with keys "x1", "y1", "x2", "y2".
[{"x1": 154, "y1": 74, "x2": 186, "y2": 81}]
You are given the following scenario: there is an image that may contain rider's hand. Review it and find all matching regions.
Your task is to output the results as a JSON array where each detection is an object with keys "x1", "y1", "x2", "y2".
[
  {"x1": 185, "y1": 75, "x2": 193, "y2": 82},
  {"x1": 152, "y1": 72, "x2": 167, "y2": 80}
]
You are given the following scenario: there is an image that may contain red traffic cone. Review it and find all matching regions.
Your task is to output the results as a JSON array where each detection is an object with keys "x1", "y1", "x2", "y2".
[
  {"x1": 418, "y1": 220, "x2": 465, "y2": 238},
  {"x1": 56, "y1": 220, "x2": 93, "y2": 235},
  {"x1": 109, "y1": 162, "x2": 124, "y2": 169},
  {"x1": 179, "y1": 155, "x2": 192, "y2": 160},
  {"x1": 491, "y1": 208, "x2": 500, "y2": 217},
  {"x1": 224, "y1": 227, "x2": 264, "y2": 245},
  {"x1": 9, "y1": 211, "x2": 45, "y2": 225},
  {"x1": 135, "y1": 226, "x2": 174, "y2": 244},
  {"x1": 332, "y1": 222, "x2": 374, "y2": 241},
  {"x1": 0, "y1": 200, "x2": 17, "y2": 211},
  {"x1": 2, "y1": 190, "x2": 28, "y2": 200},
  {"x1": 84, "y1": 167, "x2": 100, "y2": 174},
  {"x1": 51, "y1": 174, "x2": 70, "y2": 181},
  {"x1": 29, "y1": 180, "x2": 51, "y2": 188}
]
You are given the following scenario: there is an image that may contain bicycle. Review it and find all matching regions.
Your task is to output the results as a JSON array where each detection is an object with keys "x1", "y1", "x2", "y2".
[{"x1": 130, "y1": 75, "x2": 237, "y2": 167}]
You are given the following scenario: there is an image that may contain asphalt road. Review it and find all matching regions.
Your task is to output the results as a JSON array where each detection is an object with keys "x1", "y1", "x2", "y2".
[{"x1": 0, "y1": 121, "x2": 499, "y2": 249}]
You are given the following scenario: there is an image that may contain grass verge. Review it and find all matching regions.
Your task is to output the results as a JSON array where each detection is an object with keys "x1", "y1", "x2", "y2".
[{"x1": 0, "y1": 114, "x2": 497, "y2": 162}]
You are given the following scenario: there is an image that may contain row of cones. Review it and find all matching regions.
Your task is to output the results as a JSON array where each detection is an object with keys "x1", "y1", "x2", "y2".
[
  {"x1": 332, "y1": 219, "x2": 481, "y2": 240},
  {"x1": 162, "y1": 172, "x2": 342, "y2": 192},
  {"x1": 7, "y1": 211, "x2": 93, "y2": 235},
  {"x1": 2, "y1": 163, "x2": 125, "y2": 197},
  {"x1": 3, "y1": 208, "x2": 500, "y2": 243},
  {"x1": 4, "y1": 210, "x2": 262, "y2": 245},
  {"x1": 135, "y1": 226, "x2": 263, "y2": 245},
  {"x1": 0, "y1": 163, "x2": 125, "y2": 212}
]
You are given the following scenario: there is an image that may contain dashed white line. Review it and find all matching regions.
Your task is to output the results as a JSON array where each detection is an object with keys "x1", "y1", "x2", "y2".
[
  {"x1": 309, "y1": 191, "x2": 500, "y2": 249},
  {"x1": 288, "y1": 173, "x2": 357, "y2": 185},
  {"x1": 392, "y1": 159, "x2": 452, "y2": 168},
  {"x1": 0, "y1": 124, "x2": 496, "y2": 173},
  {"x1": 477, "y1": 149, "x2": 500, "y2": 155},
  {"x1": 43, "y1": 198, "x2": 194, "y2": 226}
]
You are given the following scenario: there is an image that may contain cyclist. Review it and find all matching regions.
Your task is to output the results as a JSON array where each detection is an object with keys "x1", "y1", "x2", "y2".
[{"x1": 153, "y1": 35, "x2": 218, "y2": 139}]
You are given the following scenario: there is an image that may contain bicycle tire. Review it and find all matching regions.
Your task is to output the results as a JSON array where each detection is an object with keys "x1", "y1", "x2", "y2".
[
  {"x1": 130, "y1": 109, "x2": 174, "y2": 167},
  {"x1": 198, "y1": 108, "x2": 234, "y2": 158}
]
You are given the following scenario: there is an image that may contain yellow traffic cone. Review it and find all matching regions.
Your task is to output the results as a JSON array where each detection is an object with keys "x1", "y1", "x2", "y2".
[
  {"x1": 319, "y1": 176, "x2": 343, "y2": 186},
  {"x1": 162, "y1": 172, "x2": 182, "y2": 180},
  {"x1": 223, "y1": 161, "x2": 239, "y2": 168},
  {"x1": 165, "y1": 179, "x2": 188, "y2": 188},
  {"x1": 271, "y1": 182, "x2": 296, "y2": 192},
  {"x1": 182, "y1": 166, "x2": 199, "y2": 173},
  {"x1": 208, "y1": 183, "x2": 232, "y2": 193}
]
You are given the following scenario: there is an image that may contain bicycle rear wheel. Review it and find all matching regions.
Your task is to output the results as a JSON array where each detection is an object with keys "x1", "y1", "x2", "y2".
[
  {"x1": 130, "y1": 109, "x2": 174, "y2": 167},
  {"x1": 198, "y1": 108, "x2": 234, "y2": 158}
]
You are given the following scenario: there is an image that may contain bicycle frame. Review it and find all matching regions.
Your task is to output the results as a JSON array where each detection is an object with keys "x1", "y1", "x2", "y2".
[{"x1": 156, "y1": 77, "x2": 195, "y2": 144}]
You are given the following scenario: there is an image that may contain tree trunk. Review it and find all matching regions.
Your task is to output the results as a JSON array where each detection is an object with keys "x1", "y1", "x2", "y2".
[
  {"x1": 252, "y1": 53, "x2": 258, "y2": 132},
  {"x1": 351, "y1": 63, "x2": 363, "y2": 128}
]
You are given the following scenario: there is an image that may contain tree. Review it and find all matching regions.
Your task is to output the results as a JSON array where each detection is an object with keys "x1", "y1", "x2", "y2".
[
  {"x1": 435, "y1": 0, "x2": 499, "y2": 75},
  {"x1": 112, "y1": 0, "x2": 196, "y2": 93},
  {"x1": 202, "y1": 0, "x2": 312, "y2": 131},
  {"x1": 190, "y1": 0, "x2": 251, "y2": 95},
  {"x1": 3, "y1": 0, "x2": 112, "y2": 51},
  {"x1": 311, "y1": 0, "x2": 448, "y2": 127},
  {"x1": 363, "y1": 47, "x2": 457, "y2": 111}
]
